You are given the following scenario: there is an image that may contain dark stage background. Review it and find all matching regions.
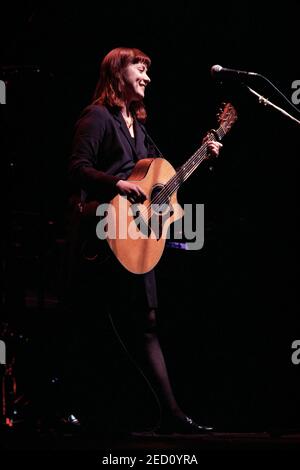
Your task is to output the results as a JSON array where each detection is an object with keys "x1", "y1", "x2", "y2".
[{"x1": 1, "y1": 2, "x2": 300, "y2": 432}]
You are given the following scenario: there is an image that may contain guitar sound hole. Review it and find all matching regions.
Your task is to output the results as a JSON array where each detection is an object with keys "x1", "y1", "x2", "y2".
[{"x1": 151, "y1": 185, "x2": 170, "y2": 215}]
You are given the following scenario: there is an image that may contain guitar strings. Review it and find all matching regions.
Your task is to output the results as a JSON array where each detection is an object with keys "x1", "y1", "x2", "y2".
[
  {"x1": 153, "y1": 111, "x2": 234, "y2": 204},
  {"x1": 132, "y1": 109, "x2": 235, "y2": 226},
  {"x1": 138, "y1": 128, "x2": 220, "y2": 221},
  {"x1": 132, "y1": 139, "x2": 212, "y2": 229},
  {"x1": 146, "y1": 124, "x2": 224, "y2": 208},
  {"x1": 155, "y1": 120, "x2": 228, "y2": 204}
]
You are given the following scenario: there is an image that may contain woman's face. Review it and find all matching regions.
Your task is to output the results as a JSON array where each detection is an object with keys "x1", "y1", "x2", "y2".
[{"x1": 122, "y1": 62, "x2": 150, "y2": 102}]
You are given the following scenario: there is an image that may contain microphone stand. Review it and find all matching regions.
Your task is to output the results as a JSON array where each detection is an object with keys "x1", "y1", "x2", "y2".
[{"x1": 246, "y1": 85, "x2": 300, "y2": 127}]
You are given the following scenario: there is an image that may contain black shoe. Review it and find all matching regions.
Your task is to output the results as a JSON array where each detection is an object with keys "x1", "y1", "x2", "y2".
[
  {"x1": 157, "y1": 415, "x2": 214, "y2": 435},
  {"x1": 55, "y1": 413, "x2": 82, "y2": 435},
  {"x1": 61, "y1": 414, "x2": 81, "y2": 427}
]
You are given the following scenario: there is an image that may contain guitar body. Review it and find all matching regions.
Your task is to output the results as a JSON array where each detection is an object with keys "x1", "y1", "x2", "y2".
[{"x1": 106, "y1": 158, "x2": 184, "y2": 274}]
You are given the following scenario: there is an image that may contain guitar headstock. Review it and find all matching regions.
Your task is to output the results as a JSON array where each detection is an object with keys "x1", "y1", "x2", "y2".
[{"x1": 217, "y1": 102, "x2": 238, "y2": 133}]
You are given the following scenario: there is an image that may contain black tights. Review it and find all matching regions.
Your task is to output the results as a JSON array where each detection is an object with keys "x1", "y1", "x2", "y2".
[
  {"x1": 60, "y1": 304, "x2": 186, "y2": 431},
  {"x1": 113, "y1": 307, "x2": 184, "y2": 420}
]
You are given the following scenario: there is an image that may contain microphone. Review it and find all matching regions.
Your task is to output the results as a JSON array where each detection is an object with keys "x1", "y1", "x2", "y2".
[{"x1": 211, "y1": 64, "x2": 258, "y2": 79}]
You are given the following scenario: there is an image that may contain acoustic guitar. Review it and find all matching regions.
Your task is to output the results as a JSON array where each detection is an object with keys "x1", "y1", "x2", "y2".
[{"x1": 98, "y1": 103, "x2": 237, "y2": 274}]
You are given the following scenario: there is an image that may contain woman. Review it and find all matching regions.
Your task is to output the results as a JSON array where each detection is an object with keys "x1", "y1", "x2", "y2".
[{"x1": 66, "y1": 47, "x2": 221, "y2": 434}]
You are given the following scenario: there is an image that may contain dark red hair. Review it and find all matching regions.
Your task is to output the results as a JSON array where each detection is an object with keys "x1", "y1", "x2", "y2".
[{"x1": 93, "y1": 47, "x2": 151, "y2": 122}]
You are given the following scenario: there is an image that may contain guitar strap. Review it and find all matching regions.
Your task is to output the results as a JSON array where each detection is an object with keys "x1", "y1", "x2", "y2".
[{"x1": 137, "y1": 122, "x2": 164, "y2": 158}]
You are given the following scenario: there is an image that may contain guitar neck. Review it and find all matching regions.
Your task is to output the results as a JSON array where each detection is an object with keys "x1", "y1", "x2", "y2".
[{"x1": 165, "y1": 123, "x2": 226, "y2": 197}]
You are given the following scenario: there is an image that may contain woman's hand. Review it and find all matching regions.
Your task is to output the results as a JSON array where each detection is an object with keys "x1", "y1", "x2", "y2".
[
  {"x1": 116, "y1": 180, "x2": 147, "y2": 204},
  {"x1": 202, "y1": 134, "x2": 223, "y2": 158},
  {"x1": 206, "y1": 140, "x2": 223, "y2": 157}
]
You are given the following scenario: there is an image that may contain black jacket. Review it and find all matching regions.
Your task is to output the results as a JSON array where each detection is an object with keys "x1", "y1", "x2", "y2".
[
  {"x1": 69, "y1": 104, "x2": 157, "y2": 203},
  {"x1": 66, "y1": 104, "x2": 158, "y2": 309}
]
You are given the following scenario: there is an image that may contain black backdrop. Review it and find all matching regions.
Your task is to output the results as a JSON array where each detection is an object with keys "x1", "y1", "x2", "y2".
[{"x1": 1, "y1": 2, "x2": 299, "y2": 431}]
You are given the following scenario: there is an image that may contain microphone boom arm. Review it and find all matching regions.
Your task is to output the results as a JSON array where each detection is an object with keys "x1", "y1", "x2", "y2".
[{"x1": 247, "y1": 86, "x2": 300, "y2": 127}]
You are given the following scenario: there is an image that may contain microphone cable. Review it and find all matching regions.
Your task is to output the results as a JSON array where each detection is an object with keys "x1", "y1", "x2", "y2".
[{"x1": 107, "y1": 311, "x2": 163, "y2": 433}]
